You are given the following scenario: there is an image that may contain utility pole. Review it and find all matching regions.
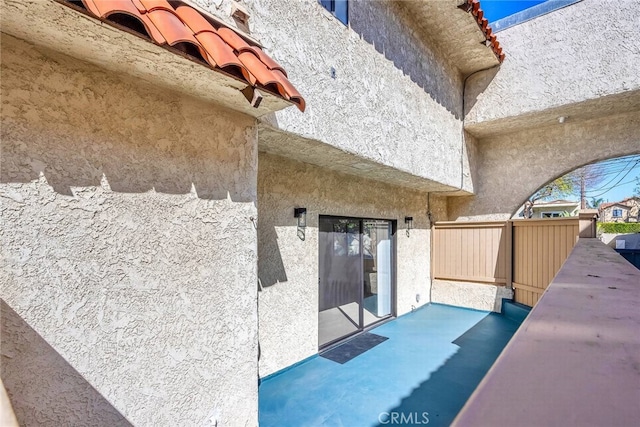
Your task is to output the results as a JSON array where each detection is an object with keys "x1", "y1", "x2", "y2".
[{"x1": 580, "y1": 172, "x2": 586, "y2": 209}]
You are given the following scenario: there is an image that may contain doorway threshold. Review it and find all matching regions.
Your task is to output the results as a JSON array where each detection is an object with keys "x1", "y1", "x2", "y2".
[{"x1": 319, "y1": 315, "x2": 395, "y2": 353}]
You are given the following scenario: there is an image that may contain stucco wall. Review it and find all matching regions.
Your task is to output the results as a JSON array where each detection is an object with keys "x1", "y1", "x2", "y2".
[
  {"x1": 431, "y1": 280, "x2": 513, "y2": 313},
  {"x1": 451, "y1": 0, "x2": 640, "y2": 221},
  {"x1": 257, "y1": 153, "x2": 431, "y2": 377},
  {"x1": 449, "y1": 110, "x2": 640, "y2": 221},
  {"x1": 465, "y1": 0, "x2": 640, "y2": 127},
  {"x1": 193, "y1": 0, "x2": 469, "y2": 191},
  {"x1": 1, "y1": 35, "x2": 258, "y2": 426}
]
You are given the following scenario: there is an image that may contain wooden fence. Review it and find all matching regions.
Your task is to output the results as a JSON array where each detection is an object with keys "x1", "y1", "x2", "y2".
[
  {"x1": 511, "y1": 219, "x2": 579, "y2": 306},
  {"x1": 432, "y1": 221, "x2": 510, "y2": 285},
  {"x1": 432, "y1": 217, "x2": 586, "y2": 307}
]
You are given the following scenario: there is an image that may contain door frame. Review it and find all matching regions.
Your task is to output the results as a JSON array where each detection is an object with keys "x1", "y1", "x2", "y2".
[{"x1": 318, "y1": 215, "x2": 397, "y2": 349}]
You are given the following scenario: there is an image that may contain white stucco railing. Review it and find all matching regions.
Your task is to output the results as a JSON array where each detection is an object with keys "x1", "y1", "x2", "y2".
[
  {"x1": 0, "y1": 379, "x2": 19, "y2": 427},
  {"x1": 453, "y1": 238, "x2": 640, "y2": 426}
]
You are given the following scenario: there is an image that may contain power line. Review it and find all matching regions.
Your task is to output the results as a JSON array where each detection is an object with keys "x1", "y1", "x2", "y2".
[
  {"x1": 582, "y1": 159, "x2": 638, "y2": 193},
  {"x1": 584, "y1": 178, "x2": 637, "y2": 195},
  {"x1": 584, "y1": 163, "x2": 639, "y2": 198}
]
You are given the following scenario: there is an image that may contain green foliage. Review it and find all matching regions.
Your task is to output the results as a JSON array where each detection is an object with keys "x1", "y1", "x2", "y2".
[
  {"x1": 588, "y1": 197, "x2": 604, "y2": 209},
  {"x1": 531, "y1": 176, "x2": 575, "y2": 203},
  {"x1": 597, "y1": 222, "x2": 640, "y2": 234},
  {"x1": 522, "y1": 176, "x2": 576, "y2": 218}
]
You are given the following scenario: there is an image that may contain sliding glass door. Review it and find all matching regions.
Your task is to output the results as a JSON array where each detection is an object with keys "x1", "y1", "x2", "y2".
[
  {"x1": 318, "y1": 216, "x2": 394, "y2": 348},
  {"x1": 362, "y1": 220, "x2": 393, "y2": 326}
]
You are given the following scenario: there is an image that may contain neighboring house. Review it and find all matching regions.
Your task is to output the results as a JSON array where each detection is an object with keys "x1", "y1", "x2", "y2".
[
  {"x1": 514, "y1": 199, "x2": 580, "y2": 219},
  {"x1": 1, "y1": 0, "x2": 639, "y2": 425},
  {"x1": 599, "y1": 197, "x2": 640, "y2": 223}
]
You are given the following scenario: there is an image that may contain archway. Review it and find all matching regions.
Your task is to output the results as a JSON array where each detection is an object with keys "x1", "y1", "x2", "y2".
[{"x1": 448, "y1": 110, "x2": 640, "y2": 221}]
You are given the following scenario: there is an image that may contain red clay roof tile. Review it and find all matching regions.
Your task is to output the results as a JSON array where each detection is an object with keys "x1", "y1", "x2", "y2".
[
  {"x1": 85, "y1": 0, "x2": 167, "y2": 44},
  {"x1": 174, "y1": 4, "x2": 217, "y2": 35},
  {"x1": 62, "y1": 0, "x2": 305, "y2": 111},
  {"x1": 194, "y1": 31, "x2": 242, "y2": 68},
  {"x1": 460, "y1": 0, "x2": 504, "y2": 63},
  {"x1": 131, "y1": 0, "x2": 146, "y2": 14},
  {"x1": 237, "y1": 51, "x2": 284, "y2": 91},
  {"x1": 147, "y1": 8, "x2": 201, "y2": 46},
  {"x1": 138, "y1": 0, "x2": 173, "y2": 13},
  {"x1": 89, "y1": 0, "x2": 140, "y2": 18},
  {"x1": 272, "y1": 69, "x2": 305, "y2": 112},
  {"x1": 254, "y1": 49, "x2": 287, "y2": 77},
  {"x1": 216, "y1": 27, "x2": 255, "y2": 53}
]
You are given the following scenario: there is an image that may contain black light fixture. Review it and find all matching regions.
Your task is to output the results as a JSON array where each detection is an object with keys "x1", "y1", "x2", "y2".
[
  {"x1": 294, "y1": 208, "x2": 307, "y2": 228},
  {"x1": 405, "y1": 216, "x2": 413, "y2": 237}
]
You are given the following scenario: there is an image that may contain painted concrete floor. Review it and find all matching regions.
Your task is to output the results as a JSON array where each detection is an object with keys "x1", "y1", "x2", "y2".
[{"x1": 259, "y1": 303, "x2": 527, "y2": 427}]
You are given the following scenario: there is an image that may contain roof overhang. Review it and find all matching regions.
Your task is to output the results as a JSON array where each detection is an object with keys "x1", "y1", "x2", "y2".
[
  {"x1": 534, "y1": 203, "x2": 579, "y2": 208},
  {"x1": 258, "y1": 123, "x2": 465, "y2": 194},
  {"x1": 602, "y1": 204, "x2": 631, "y2": 210},
  {"x1": 396, "y1": 0, "x2": 503, "y2": 75},
  {"x1": 0, "y1": 0, "x2": 301, "y2": 117}
]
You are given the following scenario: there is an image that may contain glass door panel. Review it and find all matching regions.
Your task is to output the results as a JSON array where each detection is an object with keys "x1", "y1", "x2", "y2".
[
  {"x1": 363, "y1": 220, "x2": 392, "y2": 327},
  {"x1": 319, "y1": 216, "x2": 394, "y2": 348},
  {"x1": 318, "y1": 217, "x2": 363, "y2": 348}
]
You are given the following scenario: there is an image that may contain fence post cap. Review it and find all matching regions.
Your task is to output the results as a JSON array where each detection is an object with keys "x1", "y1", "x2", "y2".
[{"x1": 578, "y1": 209, "x2": 599, "y2": 220}]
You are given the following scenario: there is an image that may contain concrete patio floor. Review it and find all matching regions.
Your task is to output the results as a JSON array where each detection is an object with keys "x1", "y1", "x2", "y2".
[{"x1": 259, "y1": 303, "x2": 528, "y2": 426}]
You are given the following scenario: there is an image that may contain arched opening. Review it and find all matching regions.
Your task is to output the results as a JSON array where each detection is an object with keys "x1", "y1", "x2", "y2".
[{"x1": 512, "y1": 154, "x2": 640, "y2": 220}]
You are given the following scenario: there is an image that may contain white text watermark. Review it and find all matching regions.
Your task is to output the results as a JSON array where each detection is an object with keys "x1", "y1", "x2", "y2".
[{"x1": 378, "y1": 411, "x2": 429, "y2": 425}]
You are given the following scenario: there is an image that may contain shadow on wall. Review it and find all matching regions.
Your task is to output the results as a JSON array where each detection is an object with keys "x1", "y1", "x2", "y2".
[
  {"x1": 0, "y1": 119, "x2": 252, "y2": 203},
  {"x1": 463, "y1": 66, "x2": 500, "y2": 116},
  {"x1": 258, "y1": 221, "x2": 289, "y2": 288},
  {"x1": 350, "y1": 1, "x2": 464, "y2": 119},
  {"x1": 0, "y1": 300, "x2": 132, "y2": 426},
  {"x1": 0, "y1": 36, "x2": 254, "y2": 203}
]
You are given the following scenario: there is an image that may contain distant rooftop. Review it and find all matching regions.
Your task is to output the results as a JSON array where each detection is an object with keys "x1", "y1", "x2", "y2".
[{"x1": 535, "y1": 199, "x2": 579, "y2": 206}]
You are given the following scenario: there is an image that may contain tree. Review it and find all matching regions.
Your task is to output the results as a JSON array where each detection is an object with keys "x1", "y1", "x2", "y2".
[
  {"x1": 634, "y1": 176, "x2": 640, "y2": 197},
  {"x1": 566, "y1": 164, "x2": 607, "y2": 209},
  {"x1": 588, "y1": 197, "x2": 604, "y2": 209},
  {"x1": 523, "y1": 176, "x2": 575, "y2": 218}
]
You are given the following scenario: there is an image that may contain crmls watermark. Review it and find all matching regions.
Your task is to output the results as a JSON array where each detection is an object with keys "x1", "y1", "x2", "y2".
[{"x1": 378, "y1": 411, "x2": 430, "y2": 425}]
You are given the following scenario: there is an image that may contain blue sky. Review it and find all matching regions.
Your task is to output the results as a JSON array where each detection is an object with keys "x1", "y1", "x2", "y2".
[
  {"x1": 481, "y1": 0, "x2": 547, "y2": 22},
  {"x1": 588, "y1": 169, "x2": 639, "y2": 203}
]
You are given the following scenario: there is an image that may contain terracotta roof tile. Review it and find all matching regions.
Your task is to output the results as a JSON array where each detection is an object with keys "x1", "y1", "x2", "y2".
[
  {"x1": 237, "y1": 51, "x2": 284, "y2": 92},
  {"x1": 460, "y1": 0, "x2": 505, "y2": 63},
  {"x1": 60, "y1": 0, "x2": 305, "y2": 111},
  {"x1": 194, "y1": 31, "x2": 247, "y2": 70},
  {"x1": 175, "y1": 4, "x2": 216, "y2": 35},
  {"x1": 131, "y1": 0, "x2": 146, "y2": 14},
  {"x1": 147, "y1": 8, "x2": 202, "y2": 46},
  {"x1": 138, "y1": 0, "x2": 174, "y2": 13}
]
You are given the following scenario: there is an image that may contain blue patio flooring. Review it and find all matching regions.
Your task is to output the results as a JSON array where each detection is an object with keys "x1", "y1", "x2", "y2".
[{"x1": 259, "y1": 303, "x2": 527, "y2": 427}]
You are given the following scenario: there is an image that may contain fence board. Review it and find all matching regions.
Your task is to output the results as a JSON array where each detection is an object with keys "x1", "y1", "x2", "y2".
[
  {"x1": 511, "y1": 218, "x2": 579, "y2": 306},
  {"x1": 433, "y1": 218, "x2": 583, "y2": 308},
  {"x1": 432, "y1": 221, "x2": 507, "y2": 285}
]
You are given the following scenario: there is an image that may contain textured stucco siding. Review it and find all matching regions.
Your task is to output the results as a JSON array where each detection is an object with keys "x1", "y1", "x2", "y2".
[
  {"x1": 465, "y1": 0, "x2": 640, "y2": 126},
  {"x1": 257, "y1": 153, "x2": 431, "y2": 377},
  {"x1": 449, "y1": 110, "x2": 640, "y2": 221},
  {"x1": 431, "y1": 280, "x2": 513, "y2": 313},
  {"x1": 193, "y1": 0, "x2": 469, "y2": 191},
  {"x1": 1, "y1": 36, "x2": 259, "y2": 426}
]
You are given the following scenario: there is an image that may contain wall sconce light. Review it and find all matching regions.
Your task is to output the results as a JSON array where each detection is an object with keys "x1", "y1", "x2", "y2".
[
  {"x1": 294, "y1": 208, "x2": 307, "y2": 228},
  {"x1": 405, "y1": 216, "x2": 413, "y2": 237}
]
